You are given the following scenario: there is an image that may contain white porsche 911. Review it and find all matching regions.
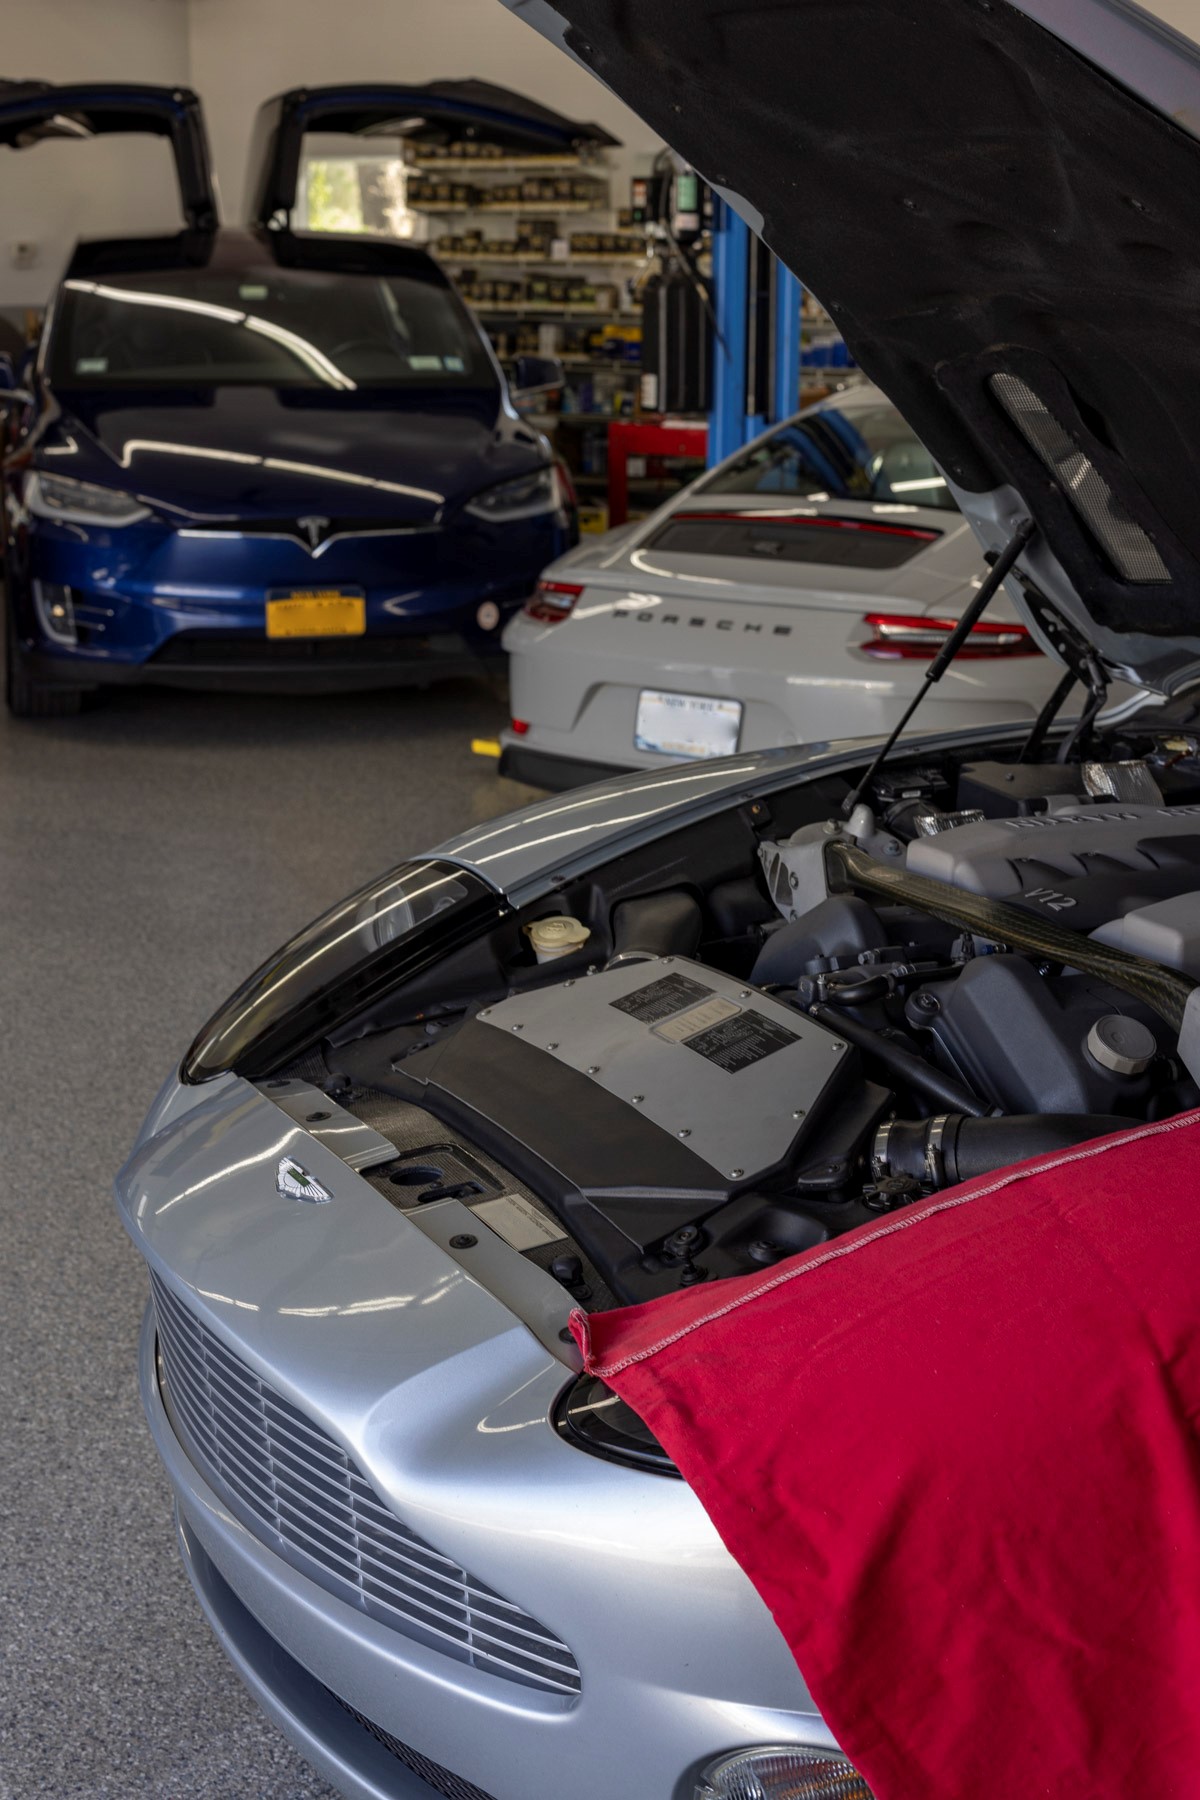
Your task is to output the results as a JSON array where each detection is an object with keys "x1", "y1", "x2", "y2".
[{"x1": 499, "y1": 384, "x2": 1072, "y2": 789}]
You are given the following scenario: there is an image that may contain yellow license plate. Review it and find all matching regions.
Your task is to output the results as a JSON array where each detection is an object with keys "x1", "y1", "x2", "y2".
[{"x1": 265, "y1": 591, "x2": 366, "y2": 638}]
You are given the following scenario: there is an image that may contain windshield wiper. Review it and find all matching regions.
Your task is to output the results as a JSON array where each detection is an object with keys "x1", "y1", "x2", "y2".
[{"x1": 841, "y1": 515, "x2": 1038, "y2": 818}]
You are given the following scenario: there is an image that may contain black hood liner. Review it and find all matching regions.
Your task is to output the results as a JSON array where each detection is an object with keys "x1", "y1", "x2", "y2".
[{"x1": 540, "y1": 0, "x2": 1200, "y2": 640}]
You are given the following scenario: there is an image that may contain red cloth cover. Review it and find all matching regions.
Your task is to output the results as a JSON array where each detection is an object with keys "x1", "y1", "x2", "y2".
[{"x1": 572, "y1": 1112, "x2": 1200, "y2": 1800}]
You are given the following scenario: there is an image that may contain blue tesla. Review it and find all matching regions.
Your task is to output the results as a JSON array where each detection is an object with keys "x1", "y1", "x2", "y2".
[{"x1": 0, "y1": 81, "x2": 584, "y2": 716}]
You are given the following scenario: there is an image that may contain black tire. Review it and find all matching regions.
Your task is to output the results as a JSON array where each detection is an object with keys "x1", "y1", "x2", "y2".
[{"x1": 4, "y1": 591, "x2": 85, "y2": 718}]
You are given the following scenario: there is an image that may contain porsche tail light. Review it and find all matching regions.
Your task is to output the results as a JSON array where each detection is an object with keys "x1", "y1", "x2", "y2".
[
  {"x1": 860, "y1": 612, "x2": 1039, "y2": 659},
  {"x1": 522, "y1": 580, "x2": 584, "y2": 624},
  {"x1": 510, "y1": 718, "x2": 531, "y2": 736}
]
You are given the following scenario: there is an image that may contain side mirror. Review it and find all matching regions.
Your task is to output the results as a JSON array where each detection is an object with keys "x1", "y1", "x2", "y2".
[{"x1": 511, "y1": 353, "x2": 565, "y2": 400}]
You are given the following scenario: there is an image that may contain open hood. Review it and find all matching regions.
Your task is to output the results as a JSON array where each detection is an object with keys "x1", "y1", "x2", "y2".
[
  {"x1": 0, "y1": 81, "x2": 217, "y2": 231},
  {"x1": 245, "y1": 79, "x2": 618, "y2": 229},
  {"x1": 501, "y1": 0, "x2": 1200, "y2": 702}
]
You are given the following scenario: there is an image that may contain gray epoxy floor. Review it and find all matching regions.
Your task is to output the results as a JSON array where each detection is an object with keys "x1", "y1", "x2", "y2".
[{"x1": 0, "y1": 672, "x2": 542, "y2": 1798}]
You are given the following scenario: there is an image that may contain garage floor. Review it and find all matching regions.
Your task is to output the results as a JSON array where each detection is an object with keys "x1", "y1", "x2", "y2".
[{"x1": 0, "y1": 671, "x2": 542, "y2": 1798}]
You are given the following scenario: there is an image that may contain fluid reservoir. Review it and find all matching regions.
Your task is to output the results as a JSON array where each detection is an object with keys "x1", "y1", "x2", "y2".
[{"x1": 525, "y1": 915, "x2": 591, "y2": 964}]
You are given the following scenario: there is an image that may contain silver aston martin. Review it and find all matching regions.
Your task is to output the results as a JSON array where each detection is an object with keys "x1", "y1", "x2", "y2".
[{"x1": 118, "y1": 1, "x2": 1200, "y2": 1796}]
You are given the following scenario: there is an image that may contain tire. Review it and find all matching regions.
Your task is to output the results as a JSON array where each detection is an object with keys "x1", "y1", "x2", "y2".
[{"x1": 4, "y1": 590, "x2": 85, "y2": 718}]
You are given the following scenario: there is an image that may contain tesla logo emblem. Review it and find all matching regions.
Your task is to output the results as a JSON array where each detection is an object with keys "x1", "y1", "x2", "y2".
[
  {"x1": 277, "y1": 1157, "x2": 333, "y2": 1204},
  {"x1": 297, "y1": 515, "x2": 331, "y2": 550}
]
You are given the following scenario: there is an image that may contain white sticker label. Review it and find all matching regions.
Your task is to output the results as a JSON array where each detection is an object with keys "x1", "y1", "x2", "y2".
[
  {"x1": 76, "y1": 357, "x2": 108, "y2": 373},
  {"x1": 653, "y1": 994, "x2": 741, "y2": 1043},
  {"x1": 239, "y1": 284, "x2": 269, "y2": 300},
  {"x1": 409, "y1": 354, "x2": 443, "y2": 370},
  {"x1": 472, "y1": 1192, "x2": 563, "y2": 1252}
]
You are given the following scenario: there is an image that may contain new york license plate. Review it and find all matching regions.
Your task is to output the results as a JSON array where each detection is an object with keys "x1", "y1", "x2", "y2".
[
  {"x1": 265, "y1": 590, "x2": 366, "y2": 638},
  {"x1": 635, "y1": 689, "x2": 743, "y2": 760}
]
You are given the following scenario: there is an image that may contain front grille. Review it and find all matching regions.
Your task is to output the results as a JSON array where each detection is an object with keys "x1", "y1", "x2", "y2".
[
  {"x1": 151, "y1": 1273, "x2": 581, "y2": 1695},
  {"x1": 333, "y1": 1692, "x2": 497, "y2": 1800}
]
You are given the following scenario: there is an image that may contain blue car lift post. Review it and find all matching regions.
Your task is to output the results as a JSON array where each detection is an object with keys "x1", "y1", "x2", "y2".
[{"x1": 708, "y1": 193, "x2": 804, "y2": 466}]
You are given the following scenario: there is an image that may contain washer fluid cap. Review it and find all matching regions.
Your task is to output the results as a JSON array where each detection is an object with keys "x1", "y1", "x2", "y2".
[
  {"x1": 525, "y1": 915, "x2": 591, "y2": 962},
  {"x1": 1086, "y1": 1014, "x2": 1157, "y2": 1076}
]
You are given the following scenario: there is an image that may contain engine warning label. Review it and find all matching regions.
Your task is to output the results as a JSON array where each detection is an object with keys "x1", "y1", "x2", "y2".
[
  {"x1": 653, "y1": 995, "x2": 741, "y2": 1042},
  {"x1": 611, "y1": 971, "x2": 712, "y2": 1023},
  {"x1": 681, "y1": 1009, "x2": 800, "y2": 1073}
]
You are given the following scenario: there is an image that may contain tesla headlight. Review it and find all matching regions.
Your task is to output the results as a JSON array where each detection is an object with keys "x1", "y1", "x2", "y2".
[
  {"x1": 696, "y1": 1745, "x2": 874, "y2": 1800},
  {"x1": 465, "y1": 465, "x2": 557, "y2": 521},
  {"x1": 26, "y1": 471, "x2": 151, "y2": 527}
]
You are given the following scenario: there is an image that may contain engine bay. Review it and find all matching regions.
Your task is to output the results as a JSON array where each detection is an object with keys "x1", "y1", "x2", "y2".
[{"x1": 313, "y1": 720, "x2": 1200, "y2": 1313}]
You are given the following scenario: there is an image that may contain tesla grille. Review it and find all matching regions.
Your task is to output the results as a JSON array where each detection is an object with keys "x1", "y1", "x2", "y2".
[
  {"x1": 332, "y1": 1692, "x2": 497, "y2": 1800},
  {"x1": 150, "y1": 1273, "x2": 581, "y2": 1695}
]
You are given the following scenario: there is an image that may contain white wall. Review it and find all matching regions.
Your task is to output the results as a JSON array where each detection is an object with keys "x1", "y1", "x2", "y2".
[
  {"x1": 185, "y1": 0, "x2": 663, "y2": 226},
  {"x1": 0, "y1": 0, "x2": 661, "y2": 313},
  {"x1": 0, "y1": 0, "x2": 191, "y2": 312}
]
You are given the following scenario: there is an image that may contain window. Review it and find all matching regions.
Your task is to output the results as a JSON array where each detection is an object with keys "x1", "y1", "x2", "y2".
[
  {"x1": 300, "y1": 155, "x2": 417, "y2": 240},
  {"x1": 50, "y1": 264, "x2": 494, "y2": 391},
  {"x1": 699, "y1": 401, "x2": 960, "y2": 513}
]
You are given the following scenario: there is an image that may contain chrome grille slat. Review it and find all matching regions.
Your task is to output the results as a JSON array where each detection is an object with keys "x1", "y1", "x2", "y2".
[{"x1": 150, "y1": 1273, "x2": 581, "y2": 1695}]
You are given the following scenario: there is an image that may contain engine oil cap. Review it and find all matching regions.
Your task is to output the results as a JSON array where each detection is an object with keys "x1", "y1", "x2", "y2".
[{"x1": 1086, "y1": 1014, "x2": 1157, "y2": 1076}]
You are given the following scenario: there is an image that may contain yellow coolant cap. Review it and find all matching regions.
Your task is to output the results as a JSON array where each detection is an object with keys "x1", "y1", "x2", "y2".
[{"x1": 525, "y1": 915, "x2": 591, "y2": 962}]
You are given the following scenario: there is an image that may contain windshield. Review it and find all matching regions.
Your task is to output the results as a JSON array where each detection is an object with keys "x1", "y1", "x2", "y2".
[
  {"x1": 698, "y1": 400, "x2": 959, "y2": 512},
  {"x1": 48, "y1": 263, "x2": 495, "y2": 391}
]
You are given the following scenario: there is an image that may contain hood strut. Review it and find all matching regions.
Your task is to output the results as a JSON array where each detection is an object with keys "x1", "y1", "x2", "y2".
[{"x1": 841, "y1": 517, "x2": 1038, "y2": 817}]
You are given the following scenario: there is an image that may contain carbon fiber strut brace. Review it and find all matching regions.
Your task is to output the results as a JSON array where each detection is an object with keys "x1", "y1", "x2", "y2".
[{"x1": 827, "y1": 838, "x2": 1198, "y2": 1035}]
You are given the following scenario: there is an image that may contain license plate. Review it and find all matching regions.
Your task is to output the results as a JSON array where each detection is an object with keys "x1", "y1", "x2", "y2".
[
  {"x1": 265, "y1": 590, "x2": 366, "y2": 638},
  {"x1": 635, "y1": 690, "x2": 743, "y2": 760}
]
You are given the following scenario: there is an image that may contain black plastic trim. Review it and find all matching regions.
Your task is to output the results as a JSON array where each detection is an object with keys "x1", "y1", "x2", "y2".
[{"x1": 497, "y1": 744, "x2": 629, "y2": 791}]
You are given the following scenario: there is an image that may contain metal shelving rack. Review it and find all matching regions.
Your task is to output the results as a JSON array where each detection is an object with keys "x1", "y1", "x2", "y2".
[{"x1": 406, "y1": 143, "x2": 646, "y2": 528}]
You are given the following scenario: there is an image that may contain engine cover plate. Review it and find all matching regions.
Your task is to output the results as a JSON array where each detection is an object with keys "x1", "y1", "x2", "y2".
[
  {"x1": 478, "y1": 958, "x2": 848, "y2": 1180},
  {"x1": 906, "y1": 802, "x2": 1200, "y2": 897}
]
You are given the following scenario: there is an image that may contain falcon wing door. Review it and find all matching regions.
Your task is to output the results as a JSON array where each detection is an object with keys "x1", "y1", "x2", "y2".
[
  {"x1": 0, "y1": 81, "x2": 217, "y2": 231},
  {"x1": 246, "y1": 79, "x2": 617, "y2": 227}
]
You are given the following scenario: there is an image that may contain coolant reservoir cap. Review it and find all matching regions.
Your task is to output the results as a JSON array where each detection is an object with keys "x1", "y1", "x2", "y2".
[
  {"x1": 1086, "y1": 1014, "x2": 1157, "y2": 1076},
  {"x1": 525, "y1": 915, "x2": 591, "y2": 961}
]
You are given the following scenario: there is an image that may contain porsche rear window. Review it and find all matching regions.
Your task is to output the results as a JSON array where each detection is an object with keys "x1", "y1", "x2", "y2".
[
  {"x1": 646, "y1": 513, "x2": 940, "y2": 569},
  {"x1": 698, "y1": 402, "x2": 960, "y2": 513}
]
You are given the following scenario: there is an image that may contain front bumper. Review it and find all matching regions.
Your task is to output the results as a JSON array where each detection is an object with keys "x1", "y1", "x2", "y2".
[
  {"x1": 24, "y1": 631, "x2": 500, "y2": 694},
  {"x1": 140, "y1": 1298, "x2": 828, "y2": 1800},
  {"x1": 11, "y1": 509, "x2": 565, "y2": 691},
  {"x1": 123, "y1": 1076, "x2": 827, "y2": 1800}
]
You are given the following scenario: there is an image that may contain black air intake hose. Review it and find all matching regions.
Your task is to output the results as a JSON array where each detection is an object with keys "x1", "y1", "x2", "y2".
[
  {"x1": 607, "y1": 891, "x2": 702, "y2": 967},
  {"x1": 877, "y1": 1113, "x2": 1129, "y2": 1189},
  {"x1": 808, "y1": 1001, "x2": 991, "y2": 1118},
  {"x1": 828, "y1": 840, "x2": 1197, "y2": 1035}
]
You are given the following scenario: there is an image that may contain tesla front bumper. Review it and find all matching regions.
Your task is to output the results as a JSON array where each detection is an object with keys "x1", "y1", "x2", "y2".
[{"x1": 122, "y1": 1076, "x2": 826, "y2": 1800}]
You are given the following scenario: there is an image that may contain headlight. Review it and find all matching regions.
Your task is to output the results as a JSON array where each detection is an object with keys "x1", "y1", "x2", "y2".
[
  {"x1": 26, "y1": 471, "x2": 150, "y2": 527},
  {"x1": 465, "y1": 465, "x2": 557, "y2": 521},
  {"x1": 696, "y1": 1745, "x2": 874, "y2": 1800},
  {"x1": 554, "y1": 1372, "x2": 678, "y2": 1474}
]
